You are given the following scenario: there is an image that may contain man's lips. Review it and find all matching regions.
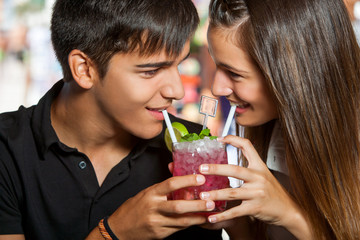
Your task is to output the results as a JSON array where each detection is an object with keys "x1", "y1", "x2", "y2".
[
  {"x1": 146, "y1": 107, "x2": 170, "y2": 120},
  {"x1": 146, "y1": 106, "x2": 170, "y2": 112}
]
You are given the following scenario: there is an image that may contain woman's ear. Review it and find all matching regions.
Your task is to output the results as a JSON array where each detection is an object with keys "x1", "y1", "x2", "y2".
[{"x1": 68, "y1": 49, "x2": 96, "y2": 89}]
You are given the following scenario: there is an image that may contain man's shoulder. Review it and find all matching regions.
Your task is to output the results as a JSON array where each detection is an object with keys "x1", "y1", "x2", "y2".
[{"x1": 0, "y1": 106, "x2": 34, "y2": 138}]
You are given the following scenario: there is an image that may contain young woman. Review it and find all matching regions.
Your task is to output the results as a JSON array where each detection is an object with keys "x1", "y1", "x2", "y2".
[
  {"x1": 0, "y1": 1, "x2": 223, "y2": 239},
  {"x1": 200, "y1": 0, "x2": 360, "y2": 239}
]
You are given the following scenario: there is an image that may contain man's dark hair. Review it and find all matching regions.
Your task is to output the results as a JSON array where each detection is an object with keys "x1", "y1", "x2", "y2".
[{"x1": 51, "y1": 0, "x2": 200, "y2": 80}]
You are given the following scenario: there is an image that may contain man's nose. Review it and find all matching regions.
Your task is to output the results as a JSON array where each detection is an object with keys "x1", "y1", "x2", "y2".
[{"x1": 160, "y1": 67, "x2": 185, "y2": 100}]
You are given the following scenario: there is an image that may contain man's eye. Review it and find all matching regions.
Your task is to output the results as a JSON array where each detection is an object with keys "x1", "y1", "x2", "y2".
[{"x1": 143, "y1": 69, "x2": 159, "y2": 76}]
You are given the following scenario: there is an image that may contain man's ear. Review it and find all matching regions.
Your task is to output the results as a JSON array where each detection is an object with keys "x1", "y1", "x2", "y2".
[{"x1": 68, "y1": 49, "x2": 97, "y2": 89}]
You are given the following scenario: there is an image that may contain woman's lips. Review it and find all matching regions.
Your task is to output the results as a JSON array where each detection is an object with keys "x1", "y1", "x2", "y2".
[{"x1": 235, "y1": 103, "x2": 250, "y2": 114}]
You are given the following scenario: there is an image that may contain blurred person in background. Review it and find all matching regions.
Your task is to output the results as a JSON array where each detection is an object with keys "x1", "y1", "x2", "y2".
[
  {"x1": 25, "y1": 24, "x2": 62, "y2": 106},
  {"x1": 0, "y1": 30, "x2": 6, "y2": 62},
  {"x1": 344, "y1": 0, "x2": 360, "y2": 44},
  {"x1": 0, "y1": 0, "x2": 224, "y2": 239},
  {"x1": 198, "y1": 0, "x2": 360, "y2": 239},
  {"x1": 0, "y1": 23, "x2": 29, "y2": 112},
  {"x1": 6, "y1": 23, "x2": 28, "y2": 63}
]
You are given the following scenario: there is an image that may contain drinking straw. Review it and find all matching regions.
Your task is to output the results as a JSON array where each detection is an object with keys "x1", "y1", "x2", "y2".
[
  {"x1": 202, "y1": 114, "x2": 209, "y2": 130},
  {"x1": 236, "y1": 123, "x2": 246, "y2": 186},
  {"x1": 162, "y1": 110, "x2": 177, "y2": 143},
  {"x1": 221, "y1": 104, "x2": 236, "y2": 137}
]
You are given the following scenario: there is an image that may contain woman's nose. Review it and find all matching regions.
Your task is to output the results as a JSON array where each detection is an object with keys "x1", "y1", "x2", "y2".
[{"x1": 211, "y1": 69, "x2": 233, "y2": 97}]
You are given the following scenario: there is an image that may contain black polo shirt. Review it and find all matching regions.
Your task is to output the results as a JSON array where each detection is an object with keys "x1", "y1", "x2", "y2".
[{"x1": 0, "y1": 80, "x2": 222, "y2": 240}]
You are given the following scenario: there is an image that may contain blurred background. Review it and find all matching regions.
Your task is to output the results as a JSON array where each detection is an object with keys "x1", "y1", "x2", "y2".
[
  {"x1": 1, "y1": 1, "x2": 359, "y2": 239},
  {"x1": 0, "y1": 0, "x2": 61, "y2": 111},
  {"x1": 0, "y1": 0, "x2": 231, "y2": 136},
  {"x1": 1, "y1": 0, "x2": 359, "y2": 136}
]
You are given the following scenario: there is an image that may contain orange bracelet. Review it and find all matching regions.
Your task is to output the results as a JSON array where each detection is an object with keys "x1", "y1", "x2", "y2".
[{"x1": 98, "y1": 218, "x2": 113, "y2": 240}]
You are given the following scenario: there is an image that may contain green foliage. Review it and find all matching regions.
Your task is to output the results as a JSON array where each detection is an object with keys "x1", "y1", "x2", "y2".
[
  {"x1": 15, "y1": 0, "x2": 45, "y2": 16},
  {"x1": 180, "y1": 128, "x2": 217, "y2": 142}
]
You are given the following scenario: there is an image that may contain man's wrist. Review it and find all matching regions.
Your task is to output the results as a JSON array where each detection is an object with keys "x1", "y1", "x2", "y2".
[{"x1": 98, "y1": 216, "x2": 119, "y2": 240}]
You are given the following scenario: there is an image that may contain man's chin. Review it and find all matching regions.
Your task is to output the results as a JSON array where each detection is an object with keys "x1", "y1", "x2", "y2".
[{"x1": 137, "y1": 126, "x2": 163, "y2": 140}]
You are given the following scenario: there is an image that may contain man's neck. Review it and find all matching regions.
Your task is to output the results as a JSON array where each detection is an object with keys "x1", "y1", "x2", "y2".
[{"x1": 50, "y1": 81, "x2": 138, "y2": 185}]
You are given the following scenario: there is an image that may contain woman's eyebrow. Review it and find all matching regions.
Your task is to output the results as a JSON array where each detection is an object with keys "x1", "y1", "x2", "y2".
[{"x1": 218, "y1": 62, "x2": 249, "y2": 74}]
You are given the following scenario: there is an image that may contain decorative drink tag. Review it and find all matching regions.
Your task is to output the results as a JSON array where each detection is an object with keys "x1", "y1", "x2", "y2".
[{"x1": 199, "y1": 95, "x2": 218, "y2": 130}]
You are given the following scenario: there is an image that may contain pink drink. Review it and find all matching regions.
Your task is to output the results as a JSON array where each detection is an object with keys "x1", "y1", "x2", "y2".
[{"x1": 172, "y1": 138, "x2": 229, "y2": 215}]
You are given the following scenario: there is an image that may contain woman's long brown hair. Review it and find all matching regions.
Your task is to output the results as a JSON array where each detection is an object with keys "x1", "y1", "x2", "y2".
[{"x1": 209, "y1": 0, "x2": 360, "y2": 239}]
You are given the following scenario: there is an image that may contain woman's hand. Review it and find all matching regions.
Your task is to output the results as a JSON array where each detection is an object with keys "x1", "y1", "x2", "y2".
[{"x1": 198, "y1": 135, "x2": 312, "y2": 239}]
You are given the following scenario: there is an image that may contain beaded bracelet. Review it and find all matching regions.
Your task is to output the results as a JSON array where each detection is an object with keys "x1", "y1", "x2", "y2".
[{"x1": 98, "y1": 216, "x2": 119, "y2": 240}]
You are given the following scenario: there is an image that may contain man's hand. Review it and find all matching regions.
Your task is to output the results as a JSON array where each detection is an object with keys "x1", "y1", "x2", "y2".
[{"x1": 107, "y1": 174, "x2": 216, "y2": 239}]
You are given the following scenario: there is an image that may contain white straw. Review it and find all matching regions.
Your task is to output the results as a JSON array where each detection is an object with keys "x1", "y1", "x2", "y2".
[
  {"x1": 162, "y1": 110, "x2": 177, "y2": 143},
  {"x1": 221, "y1": 104, "x2": 236, "y2": 137},
  {"x1": 202, "y1": 114, "x2": 209, "y2": 130}
]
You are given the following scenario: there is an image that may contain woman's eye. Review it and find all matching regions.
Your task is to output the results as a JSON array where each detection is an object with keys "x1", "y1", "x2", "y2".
[{"x1": 227, "y1": 70, "x2": 242, "y2": 79}]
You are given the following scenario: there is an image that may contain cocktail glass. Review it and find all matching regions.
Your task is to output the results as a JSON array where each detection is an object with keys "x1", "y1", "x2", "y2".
[{"x1": 172, "y1": 138, "x2": 229, "y2": 215}]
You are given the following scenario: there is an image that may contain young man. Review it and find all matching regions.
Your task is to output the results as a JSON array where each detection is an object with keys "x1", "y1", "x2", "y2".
[{"x1": 0, "y1": 0, "x2": 223, "y2": 239}]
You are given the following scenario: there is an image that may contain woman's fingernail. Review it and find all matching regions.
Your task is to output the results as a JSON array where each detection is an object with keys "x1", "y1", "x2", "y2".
[
  {"x1": 200, "y1": 164, "x2": 209, "y2": 173},
  {"x1": 196, "y1": 175, "x2": 205, "y2": 183},
  {"x1": 208, "y1": 216, "x2": 217, "y2": 223},
  {"x1": 206, "y1": 201, "x2": 215, "y2": 209},
  {"x1": 200, "y1": 192, "x2": 210, "y2": 200},
  {"x1": 217, "y1": 137, "x2": 224, "y2": 142}
]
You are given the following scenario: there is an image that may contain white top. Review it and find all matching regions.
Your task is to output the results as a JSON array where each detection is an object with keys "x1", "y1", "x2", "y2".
[
  {"x1": 226, "y1": 121, "x2": 296, "y2": 239},
  {"x1": 267, "y1": 121, "x2": 289, "y2": 175},
  {"x1": 265, "y1": 121, "x2": 296, "y2": 240}
]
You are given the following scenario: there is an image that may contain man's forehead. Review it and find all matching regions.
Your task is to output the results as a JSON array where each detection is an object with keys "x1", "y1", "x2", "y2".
[{"x1": 123, "y1": 41, "x2": 191, "y2": 64}]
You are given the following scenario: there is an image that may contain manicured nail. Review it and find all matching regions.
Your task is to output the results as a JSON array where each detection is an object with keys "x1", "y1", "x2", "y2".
[
  {"x1": 196, "y1": 175, "x2": 205, "y2": 183},
  {"x1": 208, "y1": 216, "x2": 217, "y2": 223},
  {"x1": 206, "y1": 201, "x2": 215, "y2": 209},
  {"x1": 200, "y1": 192, "x2": 210, "y2": 200},
  {"x1": 200, "y1": 164, "x2": 209, "y2": 173},
  {"x1": 216, "y1": 137, "x2": 224, "y2": 142}
]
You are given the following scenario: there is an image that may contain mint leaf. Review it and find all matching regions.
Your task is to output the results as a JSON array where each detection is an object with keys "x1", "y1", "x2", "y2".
[
  {"x1": 180, "y1": 128, "x2": 218, "y2": 142},
  {"x1": 180, "y1": 133, "x2": 200, "y2": 142},
  {"x1": 199, "y1": 128, "x2": 210, "y2": 139}
]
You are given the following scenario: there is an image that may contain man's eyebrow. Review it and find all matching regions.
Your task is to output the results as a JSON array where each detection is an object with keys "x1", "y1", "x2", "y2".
[
  {"x1": 135, "y1": 61, "x2": 173, "y2": 68},
  {"x1": 135, "y1": 52, "x2": 191, "y2": 68}
]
